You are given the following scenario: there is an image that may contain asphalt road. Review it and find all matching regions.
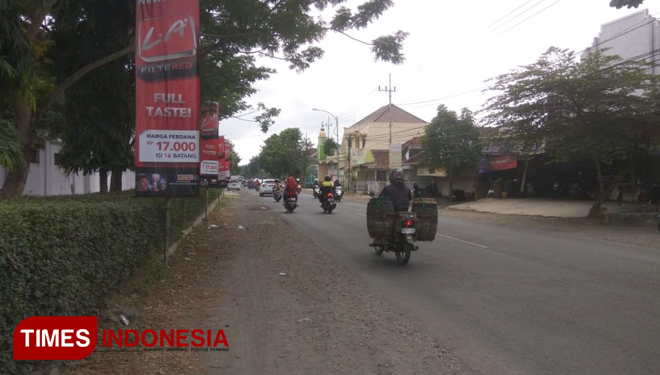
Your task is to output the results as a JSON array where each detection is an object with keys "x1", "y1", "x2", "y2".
[{"x1": 250, "y1": 189, "x2": 660, "y2": 375}]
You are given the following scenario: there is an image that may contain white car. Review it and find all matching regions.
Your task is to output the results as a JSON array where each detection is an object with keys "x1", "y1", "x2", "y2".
[
  {"x1": 259, "y1": 179, "x2": 276, "y2": 196},
  {"x1": 228, "y1": 180, "x2": 241, "y2": 191}
]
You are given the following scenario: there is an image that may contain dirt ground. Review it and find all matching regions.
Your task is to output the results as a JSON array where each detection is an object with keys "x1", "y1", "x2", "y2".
[
  {"x1": 57, "y1": 192, "x2": 476, "y2": 375},
  {"x1": 440, "y1": 208, "x2": 660, "y2": 250}
]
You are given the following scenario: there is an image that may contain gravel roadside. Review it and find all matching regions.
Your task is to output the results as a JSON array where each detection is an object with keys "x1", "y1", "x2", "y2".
[{"x1": 61, "y1": 191, "x2": 477, "y2": 375}]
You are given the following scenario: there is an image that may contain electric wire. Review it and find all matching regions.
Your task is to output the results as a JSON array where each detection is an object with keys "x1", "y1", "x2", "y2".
[
  {"x1": 484, "y1": 0, "x2": 539, "y2": 31},
  {"x1": 498, "y1": 0, "x2": 564, "y2": 35},
  {"x1": 488, "y1": 0, "x2": 549, "y2": 33}
]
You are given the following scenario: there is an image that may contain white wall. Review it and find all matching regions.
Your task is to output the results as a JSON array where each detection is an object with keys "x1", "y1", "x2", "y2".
[
  {"x1": 584, "y1": 10, "x2": 660, "y2": 75},
  {"x1": 0, "y1": 140, "x2": 135, "y2": 196}
]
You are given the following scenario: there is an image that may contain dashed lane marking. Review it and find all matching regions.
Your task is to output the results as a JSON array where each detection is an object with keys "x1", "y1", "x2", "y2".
[{"x1": 436, "y1": 233, "x2": 488, "y2": 249}]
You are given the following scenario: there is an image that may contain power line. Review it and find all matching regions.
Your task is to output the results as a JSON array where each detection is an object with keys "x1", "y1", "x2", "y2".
[
  {"x1": 394, "y1": 13, "x2": 658, "y2": 111},
  {"x1": 485, "y1": 0, "x2": 545, "y2": 32},
  {"x1": 337, "y1": 88, "x2": 378, "y2": 118},
  {"x1": 499, "y1": 0, "x2": 564, "y2": 35},
  {"x1": 338, "y1": 91, "x2": 381, "y2": 120},
  {"x1": 396, "y1": 87, "x2": 488, "y2": 107}
]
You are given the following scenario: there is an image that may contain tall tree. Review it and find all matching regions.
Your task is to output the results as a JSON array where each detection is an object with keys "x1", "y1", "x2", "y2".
[
  {"x1": 1, "y1": 0, "x2": 407, "y2": 197},
  {"x1": 484, "y1": 47, "x2": 660, "y2": 217},
  {"x1": 323, "y1": 138, "x2": 339, "y2": 156},
  {"x1": 241, "y1": 156, "x2": 262, "y2": 178},
  {"x1": 224, "y1": 139, "x2": 242, "y2": 175},
  {"x1": 49, "y1": 0, "x2": 135, "y2": 193},
  {"x1": 258, "y1": 128, "x2": 313, "y2": 178},
  {"x1": 421, "y1": 105, "x2": 482, "y2": 196}
]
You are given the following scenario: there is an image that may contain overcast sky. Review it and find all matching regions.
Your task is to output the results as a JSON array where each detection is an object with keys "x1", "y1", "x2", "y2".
[{"x1": 220, "y1": 0, "x2": 660, "y2": 165}]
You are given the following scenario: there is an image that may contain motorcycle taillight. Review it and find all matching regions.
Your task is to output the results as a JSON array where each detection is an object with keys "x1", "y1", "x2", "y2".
[
  {"x1": 328, "y1": 193, "x2": 333, "y2": 198},
  {"x1": 405, "y1": 219, "x2": 414, "y2": 227}
]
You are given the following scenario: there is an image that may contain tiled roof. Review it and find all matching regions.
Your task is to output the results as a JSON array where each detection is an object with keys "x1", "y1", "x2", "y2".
[
  {"x1": 402, "y1": 136, "x2": 422, "y2": 149},
  {"x1": 354, "y1": 105, "x2": 427, "y2": 125}
]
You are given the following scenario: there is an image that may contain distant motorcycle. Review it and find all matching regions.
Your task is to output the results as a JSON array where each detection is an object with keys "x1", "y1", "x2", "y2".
[
  {"x1": 321, "y1": 192, "x2": 337, "y2": 214},
  {"x1": 284, "y1": 196, "x2": 298, "y2": 213},
  {"x1": 273, "y1": 189, "x2": 282, "y2": 202},
  {"x1": 297, "y1": 184, "x2": 302, "y2": 194},
  {"x1": 313, "y1": 186, "x2": 321, "y2": 199},
  {"x1": 334, "y1": 186, "x2": 343, "y2": 202}
]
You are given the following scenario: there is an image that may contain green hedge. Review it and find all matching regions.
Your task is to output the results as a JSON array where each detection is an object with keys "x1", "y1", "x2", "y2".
[{"x1": 0, "y1": 189, "x2": 221, "y2": 374}]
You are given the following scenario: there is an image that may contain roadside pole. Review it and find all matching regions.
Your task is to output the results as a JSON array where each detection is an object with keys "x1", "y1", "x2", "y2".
[
  {"x1": 164, "y1": 198, "x2": 171, "y2": 265},
  {"x1": 204, "y1": 184, "x2": 209, "y2": 221}
]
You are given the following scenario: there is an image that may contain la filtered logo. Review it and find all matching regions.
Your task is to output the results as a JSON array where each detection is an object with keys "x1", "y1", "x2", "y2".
[{"x1": 13, "y1": 317, "x2": 97, "y2": 360}]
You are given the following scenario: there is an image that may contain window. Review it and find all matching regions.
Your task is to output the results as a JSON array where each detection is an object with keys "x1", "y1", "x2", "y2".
[
  {"x1": 54, "y1": 153, "x2": 62, "y2": 166},
  {"x1": 30, "y1": 149, "x2": 40, "y2": 164}
]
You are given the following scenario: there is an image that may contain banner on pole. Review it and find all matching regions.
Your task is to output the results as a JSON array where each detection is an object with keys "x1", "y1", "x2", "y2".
[
  {"x1": 200, "y1": 102, "x2": 219, "y2": 177},
  {"x1": 217, "y1": 136, "x2": 226, "y2": 158},
  {"x1": 389, "y1": 143, "x2": 402, "y2": 168},
  {"x1": 135, "y1": 0, "x2": 200, "y2": 197}
]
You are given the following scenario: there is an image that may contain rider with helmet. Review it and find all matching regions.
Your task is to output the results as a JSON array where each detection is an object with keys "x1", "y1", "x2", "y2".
[
  {"x1": 319, "y1": 175, "x2": 335, "y2": 203},
  {"x1": 380, "y1": 168, "x2": 412, "y2": 212}
]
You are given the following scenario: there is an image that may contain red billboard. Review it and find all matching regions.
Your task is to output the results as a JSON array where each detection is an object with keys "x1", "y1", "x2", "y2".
[
  {"x1": 199, "y1": 102, "x2": 219, "y2": 177},
  {"x1": 217, "y1": 136, "x2": 226, "y2": 159},
  {"x1": 135, "y1": 0, "x2": 200, "y2": 197},
  {"x1": 490, "y1": 155, "x2": 518, "y2": 171}
]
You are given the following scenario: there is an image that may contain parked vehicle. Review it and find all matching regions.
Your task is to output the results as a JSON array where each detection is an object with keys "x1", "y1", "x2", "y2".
[
  {"x1": 227, "y1": 180, "x2": 241, "y2": 191},
  {"x1": 321, "y1": 192, "x2": 337, "y2": 213},
  {"x1": 284, "y1": 196, "x2": 298, "y2": 213},
  {"x1": 334, "y1": 186, "x2": 343, "y2": 202}
]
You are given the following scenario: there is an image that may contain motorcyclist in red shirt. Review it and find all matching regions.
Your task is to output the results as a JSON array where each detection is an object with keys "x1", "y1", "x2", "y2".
[{"x1": 284, "y1": 175, "x2": 298, "y2": 202}]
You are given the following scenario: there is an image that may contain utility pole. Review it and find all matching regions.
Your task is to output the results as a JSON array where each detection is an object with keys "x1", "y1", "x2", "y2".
[{"x1": 378, "y1": 73, "x2": 396, "y2": 146}]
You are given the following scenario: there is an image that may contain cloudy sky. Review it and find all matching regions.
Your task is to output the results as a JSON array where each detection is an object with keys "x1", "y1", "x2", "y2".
[{"x1": 220, "y1": 0, "x2": 660, "y2": 164}]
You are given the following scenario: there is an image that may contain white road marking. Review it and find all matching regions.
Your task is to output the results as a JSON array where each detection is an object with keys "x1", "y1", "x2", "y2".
[{"x1": 436, "y1": 233, "x2": 488, "y2": 249}]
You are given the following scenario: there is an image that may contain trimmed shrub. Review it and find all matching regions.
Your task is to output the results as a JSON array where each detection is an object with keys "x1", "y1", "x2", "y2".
[{"x1": 0, "y1": 189, "x2": 221, "y2": 373}]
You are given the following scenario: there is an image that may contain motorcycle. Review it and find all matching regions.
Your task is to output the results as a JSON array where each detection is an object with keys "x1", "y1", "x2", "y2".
[
  {"x1": 284, "y1": 195, "x2": 298, "y2": 213},
  {"x1": 273, "y1": 189, "x2": 282, "y2": 202},
  {"x1": 321, "y1": 192, "x2": 337, "y2": 214},
  {"x1": 366, "y1": 191, "x2": 429, "y2": 266},
  {"x1": 297, "y1": 184, "x2": 302, "y2": 194},
  {"x1": 313, "y1": 186, "x2": 321, "y2": 199},
  {"x1": 334, "y1": 186, "x2": 343, "y2": 202},
  {"x1": 370, "y1": 211, "x2": 419, "y2": 266}
]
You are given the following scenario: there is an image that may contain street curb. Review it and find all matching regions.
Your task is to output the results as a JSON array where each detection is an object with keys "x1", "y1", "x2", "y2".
[
  {"x1": 166, "y1": 189, "x2": 224, "y2": 257},
  {"x1": 606, "y1": 212, "x2": 660, "y2": 227}
]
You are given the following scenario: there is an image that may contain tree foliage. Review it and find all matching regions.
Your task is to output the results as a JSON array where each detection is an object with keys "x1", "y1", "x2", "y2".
[
  {"x1": 258, "y1": 128, "x2": 313, "y2": 178},
  {"x1": 421, "y1": 105, "x2": 481, "y2": 193},
  {"x1": 241, "y1": 156, "x2": 264, "y2": 178},
  {"x1": 225, "y1": 139, "x2": 242, "y2": 175},
  {"x1": 609, "y1": 0, "x2": 644, "y2": 9},
  {"x1": 484, "y1": 47, "x2": 660, "y2": 216},
  {"x1": 1, "y1": 0, "x2": 406, "y2": 197},
  {"x1": 323, "y1": 137, "x2": 339, "y2": 156},
  {"x1": 0, "y1": 119, "x2": 25, "y2": 172},
  {"x1": 49, "y1": 0, "x2": 135, "y2": 190}
]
